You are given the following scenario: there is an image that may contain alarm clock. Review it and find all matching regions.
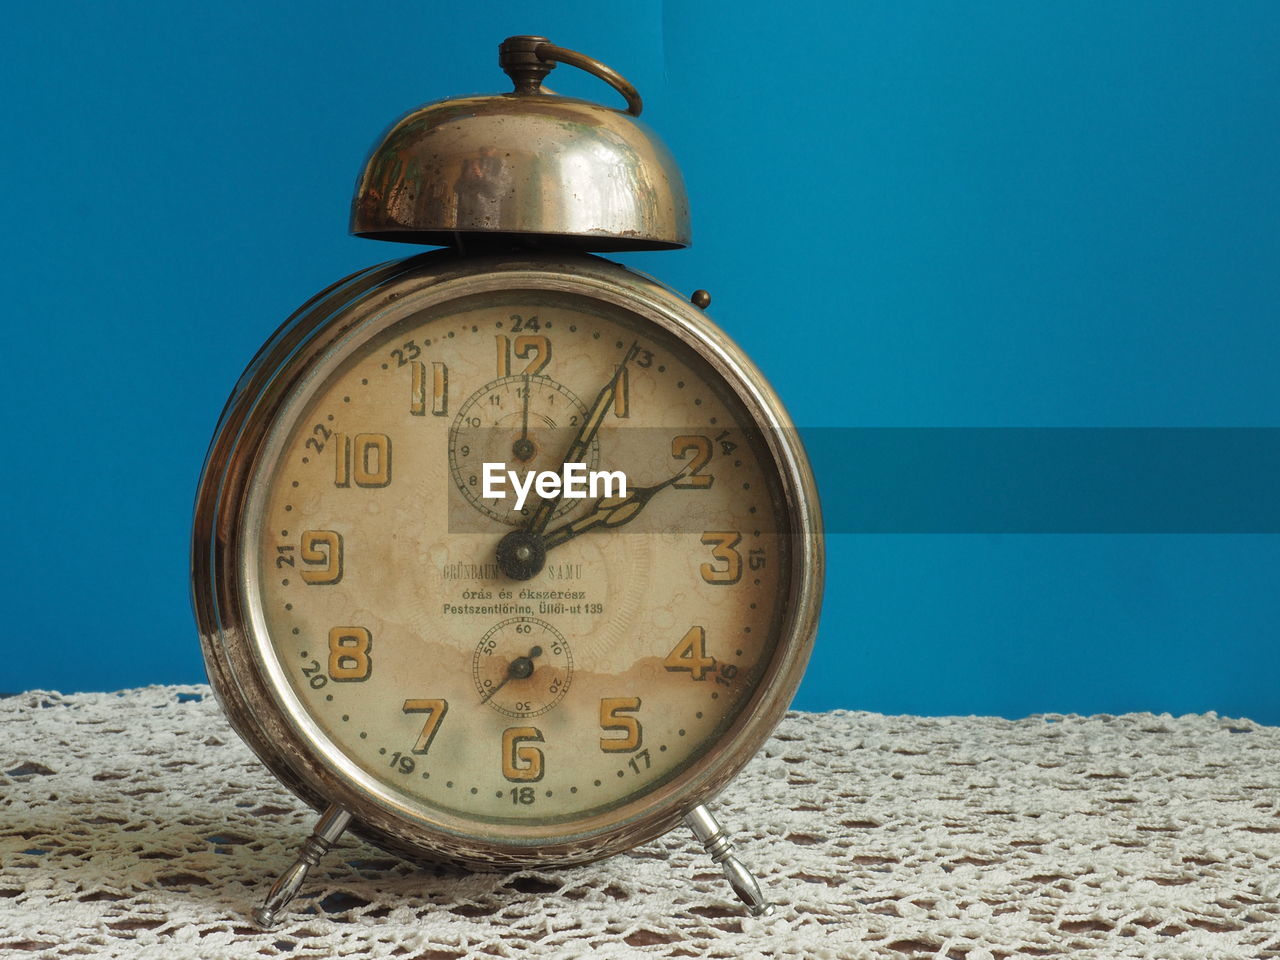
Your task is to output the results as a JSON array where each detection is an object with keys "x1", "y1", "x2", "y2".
[{"x1": 190, "y1": 36, "x2": 823, "y2": 926}]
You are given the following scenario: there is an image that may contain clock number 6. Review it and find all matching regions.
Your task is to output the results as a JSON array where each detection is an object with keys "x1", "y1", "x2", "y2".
[{"x1": 502, "y1": 727, "x2": 545, "y2": 782}]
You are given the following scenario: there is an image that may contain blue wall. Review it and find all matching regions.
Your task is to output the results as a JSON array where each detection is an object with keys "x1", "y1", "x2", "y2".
[{"x1": 3, "y1": 2, "x2": 1277, "y2": 721}]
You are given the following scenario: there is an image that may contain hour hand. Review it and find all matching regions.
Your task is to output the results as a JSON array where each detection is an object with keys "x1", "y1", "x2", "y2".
[
  {"x1": 496, "y1": 474, "x2": 671, "y2": 581},
  {"x1": 543, "y1": 472, "x2": 681, "y2": 550}
]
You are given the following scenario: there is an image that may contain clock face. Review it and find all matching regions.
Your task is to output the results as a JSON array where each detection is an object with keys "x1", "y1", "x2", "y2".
[{"x1": 241, "y1": 285, "x2": 794, "y2": 837}]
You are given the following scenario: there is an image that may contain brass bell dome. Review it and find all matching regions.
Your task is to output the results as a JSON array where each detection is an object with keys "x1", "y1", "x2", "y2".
[{"x1": 351, "y1": 36, "x2": 691, "y2": 251}]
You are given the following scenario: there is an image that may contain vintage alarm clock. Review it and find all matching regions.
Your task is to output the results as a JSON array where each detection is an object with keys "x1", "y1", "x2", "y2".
[{"x1": 191, "y1": 36, "x2": 823, "y2": 926}]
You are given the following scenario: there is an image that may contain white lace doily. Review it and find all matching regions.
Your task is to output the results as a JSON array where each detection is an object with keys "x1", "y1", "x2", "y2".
[{"x1": 2, "y1": 686, "x2": 1277, "y2": 959}]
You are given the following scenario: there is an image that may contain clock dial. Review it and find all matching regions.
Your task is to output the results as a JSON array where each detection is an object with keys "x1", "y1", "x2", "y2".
[
  {"x1": 245, "y1": 288, "x2": 792, "y2": 832},
  {"x1": 448, "y1": 374, "x2": 598, "y2": 525},
  {"x1": 473, "y1": 616, "x2": 574, "y2": 719}
]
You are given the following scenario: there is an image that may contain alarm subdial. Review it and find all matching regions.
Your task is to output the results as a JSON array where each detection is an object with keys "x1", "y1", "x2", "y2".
[
  {"x1": 448, "y1": 374, "x2": 599, "y2": 525},
  {"x1": 472, "y1": 617, "x2": 573, "y2": 719}
]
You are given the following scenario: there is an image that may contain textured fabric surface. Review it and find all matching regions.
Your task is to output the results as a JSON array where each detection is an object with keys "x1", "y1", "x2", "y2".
[{"x1": 1, "y1": 686, "x2": 1278, "y2": 959}]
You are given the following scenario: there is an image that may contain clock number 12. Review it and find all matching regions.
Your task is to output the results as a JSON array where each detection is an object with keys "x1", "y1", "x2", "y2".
[{"x1": 496, "y1": 335, "x2": 551, "y2": 377}]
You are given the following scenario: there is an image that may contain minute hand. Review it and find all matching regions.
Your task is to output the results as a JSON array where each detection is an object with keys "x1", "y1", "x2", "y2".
[
  {"x1": 528, "y1": 341, "x2": 639, "y2": 534},
  {"x1": 543, "y1": 472, "x2": 683, "y2": 550}
]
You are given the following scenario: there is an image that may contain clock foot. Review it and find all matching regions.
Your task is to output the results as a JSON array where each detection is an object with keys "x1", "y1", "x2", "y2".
[
  {"x1": 685, "y1": 804, "x2": 776, "y2": 918},
  {"x1": 254, "y1": 804, "x2": 352, "y2": 928}
]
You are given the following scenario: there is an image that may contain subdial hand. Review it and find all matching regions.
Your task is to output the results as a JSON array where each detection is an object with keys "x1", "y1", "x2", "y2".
[
  {"x1": 512, "y1": 373, "x2": 535, "y2": 463},
  {"x1": 479, "y1": 645, "x2": 543, "y2": 705}
]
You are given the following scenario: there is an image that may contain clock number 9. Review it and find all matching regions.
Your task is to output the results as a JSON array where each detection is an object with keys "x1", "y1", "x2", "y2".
[
  {"x1": 502, "y1": 727, "x2": 545, "y2": 782},
  {"x1": 299, "y1": 530, "x2": 343, "y2": 585}
]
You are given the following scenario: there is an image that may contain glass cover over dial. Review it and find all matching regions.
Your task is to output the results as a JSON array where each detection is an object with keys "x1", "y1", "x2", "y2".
[{"x1": 245, "y1": 287, "x2": 792, "y2": 832}]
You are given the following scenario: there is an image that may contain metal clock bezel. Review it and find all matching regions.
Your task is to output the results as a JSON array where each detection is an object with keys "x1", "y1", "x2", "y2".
[{"x1": 191, "y1": 251, "x2": 823, "y2": 869}]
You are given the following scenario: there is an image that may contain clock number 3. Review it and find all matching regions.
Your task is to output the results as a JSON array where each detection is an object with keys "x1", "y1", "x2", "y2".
[{"x1": 278, "y1": 530, "x2": 343, "y2": 584}]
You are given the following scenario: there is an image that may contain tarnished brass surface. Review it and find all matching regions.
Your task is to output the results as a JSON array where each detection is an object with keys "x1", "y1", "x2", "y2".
[{"x1": 351, "y1": 39, "x2": 690, "y2": 250}]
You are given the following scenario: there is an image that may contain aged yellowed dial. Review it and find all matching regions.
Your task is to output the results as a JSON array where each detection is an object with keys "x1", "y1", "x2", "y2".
[{"x1": 246, "y1": 288, "x2": 792, "y2": 826}]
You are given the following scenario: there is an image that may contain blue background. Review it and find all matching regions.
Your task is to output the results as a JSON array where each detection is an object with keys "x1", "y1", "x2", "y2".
[{"x1": 2, "y1": 2, "x2": 1277, "y2": 722}]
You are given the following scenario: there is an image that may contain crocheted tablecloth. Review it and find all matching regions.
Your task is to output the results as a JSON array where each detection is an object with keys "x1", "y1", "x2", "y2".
[{"x1": 1, "y1": 687, "x2": 1277, "y2": 959}]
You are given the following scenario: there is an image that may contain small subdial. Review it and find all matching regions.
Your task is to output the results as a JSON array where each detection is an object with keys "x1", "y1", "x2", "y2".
[
  {"x1": 449, "y1": 374, "x2": 598, "y2": 525},
  {"x1": 473, "y1": 617, "x2": 573, "y2": 719}
]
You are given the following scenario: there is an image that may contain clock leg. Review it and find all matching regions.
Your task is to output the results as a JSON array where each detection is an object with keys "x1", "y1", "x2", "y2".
[
  {"x1": 254, "y1": 804, "x2": 353, "y2": 928},
  {"x1": 684, "y1": 804, "x2": 776, "y2": 918}
]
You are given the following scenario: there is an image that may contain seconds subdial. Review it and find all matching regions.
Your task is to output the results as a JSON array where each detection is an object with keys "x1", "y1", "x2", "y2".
[
  {"x1": 472, "y1": 617, "x2": 574, "y2": 719},
  {"x1": 449, "y1": 374, "x2": 599, "y2": 525}
]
